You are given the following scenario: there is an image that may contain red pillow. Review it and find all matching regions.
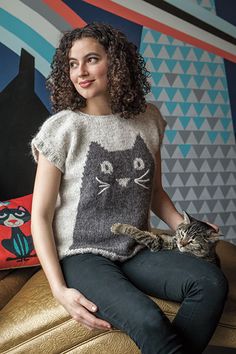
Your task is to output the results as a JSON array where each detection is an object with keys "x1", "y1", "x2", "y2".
[{"x1": 0, "y1": 194, "x2": 40, "y2": 269}]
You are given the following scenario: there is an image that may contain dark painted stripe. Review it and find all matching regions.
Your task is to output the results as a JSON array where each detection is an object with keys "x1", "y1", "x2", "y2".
[
  {"x1": 21, "y1": 0, "x2": 73, "y2": 32},
  {"x1": 143, "y1": 0, "x2": 236, "y2": 45},
  {"x1": 84, "y1": 0, "x2": 236, "y2": 62}
]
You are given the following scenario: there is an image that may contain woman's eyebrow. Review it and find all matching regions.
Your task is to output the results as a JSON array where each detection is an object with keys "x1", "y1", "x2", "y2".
[{"x1": 69, "y1": 52, "x2": 101, "y2": 61}]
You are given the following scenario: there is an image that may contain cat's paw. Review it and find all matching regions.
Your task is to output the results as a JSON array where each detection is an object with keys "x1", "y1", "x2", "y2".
[{"x1": 111, "y1": 223, "x2": 122, "y2": 234}]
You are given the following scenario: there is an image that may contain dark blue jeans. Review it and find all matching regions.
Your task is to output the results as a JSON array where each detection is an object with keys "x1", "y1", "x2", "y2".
[{"x1": 61, "y1": 249, "x2": 228, "y2": 354}]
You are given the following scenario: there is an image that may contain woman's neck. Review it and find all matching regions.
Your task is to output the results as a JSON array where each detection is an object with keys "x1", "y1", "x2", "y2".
[{"x1": 80, "y1": 98, "x2": 112, "y2": 116}]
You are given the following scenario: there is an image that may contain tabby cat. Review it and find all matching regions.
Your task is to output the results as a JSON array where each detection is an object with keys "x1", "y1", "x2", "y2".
[{"x1": 111, "y1": 211, "x2": 220, "y2": 265}]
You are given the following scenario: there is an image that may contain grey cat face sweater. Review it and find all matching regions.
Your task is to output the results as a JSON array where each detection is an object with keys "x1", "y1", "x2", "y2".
[{"x1": 31, "y1": 103, "x2": 166, "y2": 261}]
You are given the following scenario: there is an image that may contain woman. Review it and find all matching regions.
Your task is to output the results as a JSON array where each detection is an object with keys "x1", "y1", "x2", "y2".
[{"x1": 31, "y1": 22, "x2": 228, "y2": 354}]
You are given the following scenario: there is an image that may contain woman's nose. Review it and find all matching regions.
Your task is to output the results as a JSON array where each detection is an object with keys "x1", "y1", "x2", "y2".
[{"x1": 77, "y1": 64, "x2": 88, "y2": 77}]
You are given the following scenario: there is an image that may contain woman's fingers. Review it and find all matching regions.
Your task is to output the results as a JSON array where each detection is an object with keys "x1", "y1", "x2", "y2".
[
  {"x1": 74, "y1": 294, "x2": 112, "y2": 330},
  {"x1": 75, "y1": 294, "x2": 97, "y2": 312},
  {"x1": 74, "y1": 306, "x2": 111, "y2": 330}
]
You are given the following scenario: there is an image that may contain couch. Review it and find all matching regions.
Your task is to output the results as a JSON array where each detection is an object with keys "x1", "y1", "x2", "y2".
[{"x1": 0, "y1": 239, "x2": 236, "y2": 354}]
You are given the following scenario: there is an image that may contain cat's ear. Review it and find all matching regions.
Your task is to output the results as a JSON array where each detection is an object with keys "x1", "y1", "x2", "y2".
[
  {"x1": 17, "y1": 206, "x2": 27, "y2": 212},
  {"x1": 183, "y1": 211, "x2": 199, "y2": 224},
  {"x1": 183, "y1": 211, "x2": 191, "y2": 224}
]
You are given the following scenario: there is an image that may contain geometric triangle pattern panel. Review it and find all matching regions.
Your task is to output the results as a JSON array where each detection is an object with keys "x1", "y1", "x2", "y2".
[{"x1": 141, "y1": 2, "x2": 236, "y2": 245}]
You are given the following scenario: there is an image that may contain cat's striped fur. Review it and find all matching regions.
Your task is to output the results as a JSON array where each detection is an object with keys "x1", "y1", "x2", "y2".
[{"x1": 111, "y1": 211, "x2": 220, "y2": 265}]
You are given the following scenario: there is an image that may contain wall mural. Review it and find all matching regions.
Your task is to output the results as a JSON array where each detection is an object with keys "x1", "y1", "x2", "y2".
[{"x1": 0, "y1": 0, "x2": 236, "y2": 244}]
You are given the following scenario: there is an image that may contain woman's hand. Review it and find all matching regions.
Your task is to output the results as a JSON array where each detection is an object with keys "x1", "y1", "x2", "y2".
[{"x1": 54, "y1": 286, "x2": 112, "y2": 331}]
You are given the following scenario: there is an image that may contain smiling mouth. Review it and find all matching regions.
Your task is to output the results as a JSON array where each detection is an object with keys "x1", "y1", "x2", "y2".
[{"x1": 79, "y1": 80, "x2": 95, "y2": 88}]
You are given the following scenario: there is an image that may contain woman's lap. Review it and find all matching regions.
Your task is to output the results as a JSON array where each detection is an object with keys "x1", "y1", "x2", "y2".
[
  {"x1": 60, "y1": 251, "x2": 184, "y2": 354},
  {"x1": 60, "y1": 249, "x2": 228, "y2": 354}
]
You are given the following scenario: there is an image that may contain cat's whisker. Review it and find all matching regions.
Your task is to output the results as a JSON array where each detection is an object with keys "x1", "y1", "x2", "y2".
[
  {"x1": 134, "y1": 180, "x2": 149, "y2": 189},
  {"x1": 136, "y1": 169, "x2": 149, "y2": 180},
  {"x1": 96, "y1": 177, "x2": 110, "y2": 186},
  {"x1": 95, "y1": 177, "x2": 110, "y2": 195},
  {"x1": 97, "y1": 186, "x2": 110, "y2": 195},
  {"x1": 134, "y1": 169, "x2": 150, "y2": 189}
]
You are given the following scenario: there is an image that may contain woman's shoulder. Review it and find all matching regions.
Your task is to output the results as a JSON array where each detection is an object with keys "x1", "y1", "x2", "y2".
[
  {"x1": 145, "y1": 102, "x2": 161, "y2": 116},
  {"x1": 144, "y1": 102, "x2": 167, "y2": 142},
  {"x1": 42, "y1": 109, "x2": 78, "y2": 128},
  {"x1": 37, "y1": 109, "x2": 81, "y2": 137}
]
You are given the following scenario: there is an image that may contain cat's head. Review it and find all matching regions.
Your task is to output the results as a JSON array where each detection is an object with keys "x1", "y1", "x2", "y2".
[
  {"x1": 0, "y1": 206, "x2": 30, "y2": 227},
  {"x1": 86, "y1": 135, "x2": 154, "y2": 197},
  {"x1": 175, "y1": 211, "x2": 220, "y2": 257}
]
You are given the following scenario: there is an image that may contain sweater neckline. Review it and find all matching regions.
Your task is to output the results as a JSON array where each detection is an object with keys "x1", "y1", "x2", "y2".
[{"x1": 76, "y1": 110, "x2": 120, "y2": 119}]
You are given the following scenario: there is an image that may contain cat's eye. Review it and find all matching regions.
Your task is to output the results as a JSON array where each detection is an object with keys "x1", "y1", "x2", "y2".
[
  {"x1": 15, "y1": 212, "x2": 25, "y2": 217},
  {"x1": 134, "y1": 158, "x2": 145, "y2": 170},
  {"x1": 100, "y1": 161, "x2": 113, "y2": 174},
  {"x1": 0, "y1": 213, "x2": 7, "y2": 218}
]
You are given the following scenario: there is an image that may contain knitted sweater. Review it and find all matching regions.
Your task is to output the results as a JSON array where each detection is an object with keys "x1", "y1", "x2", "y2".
[{"x1": 31, "y1": 103, "x2": 166, "y2": 261}]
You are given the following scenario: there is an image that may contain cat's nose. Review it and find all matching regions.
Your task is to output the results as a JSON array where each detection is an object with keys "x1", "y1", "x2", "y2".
[
  {"x1": 116, "y1": 178, "x2": 130, "y2": 187},
  {"x1": 179, "y1": 239, "x2": 188, "y2": 246},
  {"x1": 8, "y1": 219, "x2": 18, "y2": 224}
]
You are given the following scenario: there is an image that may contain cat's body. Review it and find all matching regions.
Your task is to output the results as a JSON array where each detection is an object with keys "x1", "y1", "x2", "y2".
[
  {"x1": 69, "y1": 135, "x2": 155, "y2": 256},
  {"x1": 111, "y1": 212, "x2": 220, "y2": 265},
  {"x1": 0, "y1": 206, "x2": 35, "y2": 262}
]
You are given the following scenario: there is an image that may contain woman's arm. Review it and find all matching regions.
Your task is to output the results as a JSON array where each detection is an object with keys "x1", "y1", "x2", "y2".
[
  {"x1": 151, "y1": 150, "x2": 183, "y2": 230},
  {"x1": 31, "y1": 153, "x2": 111, "y2": 330}
]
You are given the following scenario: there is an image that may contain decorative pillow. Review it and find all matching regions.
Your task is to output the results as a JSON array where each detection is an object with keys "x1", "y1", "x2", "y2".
[{"x1": 0, "y1": 194, "x2": 40, "y2": 269}]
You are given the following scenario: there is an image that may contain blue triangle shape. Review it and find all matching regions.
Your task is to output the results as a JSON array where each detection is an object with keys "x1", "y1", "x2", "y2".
[
  {"x1": 195, "y1": 76, "x2": 205, "y2": 87},
  {"x1": 221, "y1": 118, "x2": 231, "y2": 129},
  {"x1": 208, "y1": 104, "x2": 217, "y2": 116},
  {"x1": 166, "y1": 102, "x2": 178, "y2": 114},
  {"x1": 192, "y1": 47, "x2": 203, "y2": 61},
  {"x1": 166, "y1": 130, "x2": 177, "y2": 143},
  {"x1": 208, "y1": 77, "x2": 218, "y2": 87},
  {"x1": 179, "y1": 144, "x2": 191, "y2": 157},
  {"x1": 166, "y1": 46, "x2": 177, "y2": 58},
  {"x1": 181, "y1": 102, "x2": 191, "y2": 115},
  {"x1": 207, "y1": 131, "x2": 218, "y2": 143},
  {"x1": 221, "y1": 132, "x2": 230, "y2": 143},
  {"x1": 193, "y1": 117, "x2": 205, "y2": 129},
  {"x1": 208, "y1": 90, "x2": 218, "y2": 102},
  {"x1": 179, "y1": 116, "x2": 191, "y2": 128},
  {"x1": 181, "y1": 74, "x2": 192, "y2": 87},
  {"x1": 221, "y1": 105, "x2": 230, "y2": 116}
]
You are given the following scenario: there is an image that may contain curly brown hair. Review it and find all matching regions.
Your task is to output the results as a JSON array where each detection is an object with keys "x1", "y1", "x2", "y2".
[{"x1": 47, "y1": 22, "x2": 151, "y2": 119}]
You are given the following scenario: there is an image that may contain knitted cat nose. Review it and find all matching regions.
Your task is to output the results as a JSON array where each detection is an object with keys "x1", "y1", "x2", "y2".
[{"x1": 116, "y1": 178, "x2": 130, "y2": 187}]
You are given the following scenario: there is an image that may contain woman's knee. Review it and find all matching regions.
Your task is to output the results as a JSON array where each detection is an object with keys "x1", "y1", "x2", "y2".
[{"x1": 188, "y1": 263, "x2": 228, "y2": 305}]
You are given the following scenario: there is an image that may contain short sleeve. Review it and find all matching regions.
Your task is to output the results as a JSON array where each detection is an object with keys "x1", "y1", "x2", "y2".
[
  {"x1": 31, "y1": 111, "x2": 70, "y2": 173},
  {"x1": 147, "y1": 103, "x2": 167, "y2": 146}
]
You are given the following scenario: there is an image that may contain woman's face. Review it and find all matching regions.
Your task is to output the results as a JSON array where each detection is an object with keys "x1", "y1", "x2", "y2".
[{"x1": 69, "y1": 37, "x2": 109, "y2": 103}]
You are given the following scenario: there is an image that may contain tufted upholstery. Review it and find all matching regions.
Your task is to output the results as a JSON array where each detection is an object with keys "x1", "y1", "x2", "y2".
[{"x1": 0, "y1": 240, "x2": 236, "y2": 353}]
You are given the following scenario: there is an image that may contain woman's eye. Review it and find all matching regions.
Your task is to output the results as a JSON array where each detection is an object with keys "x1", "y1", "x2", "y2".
[
  {"x1": 69, "y1": 61, "x2": 77, "y2": 69},
  {"x1": 88, "y1": 57, "x2": 98, "y2": 63},
  {"x1": 134, "y1": 158, "x2": 145, "y2": 170}
]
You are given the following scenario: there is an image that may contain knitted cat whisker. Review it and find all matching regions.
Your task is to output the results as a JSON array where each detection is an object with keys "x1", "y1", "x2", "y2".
[
  {"x1": 96, "y1": 177, "x2": 110, "y2": 195},
  {"x1": 134, "y1": 169, "x2": 150, "y2": 189}
]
